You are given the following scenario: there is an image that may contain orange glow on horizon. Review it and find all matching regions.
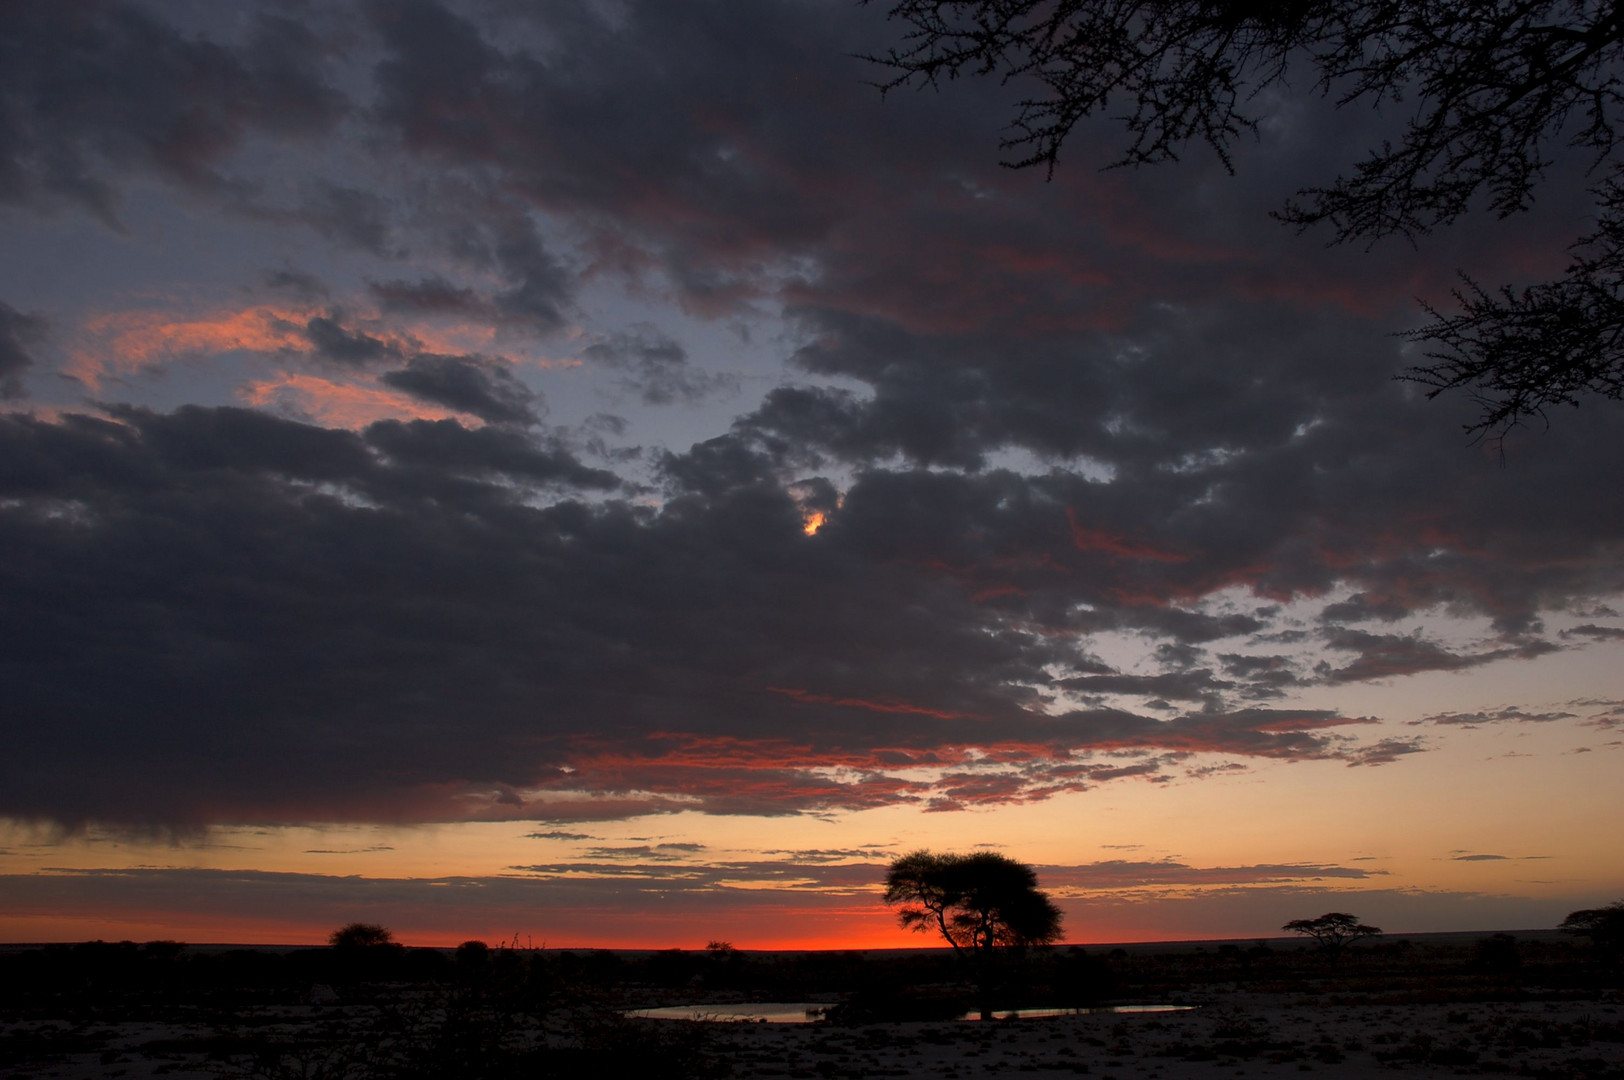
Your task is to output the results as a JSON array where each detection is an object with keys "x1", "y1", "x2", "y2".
[{"x1": 0, "y1": 905, "x2": 1165, "y2": 952}]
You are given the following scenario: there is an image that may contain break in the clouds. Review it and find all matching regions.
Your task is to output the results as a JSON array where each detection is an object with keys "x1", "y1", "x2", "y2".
[
  {"x1": 582, "y1": 327, "x2": 738, "y2": 406},
  {"x1": 0, "y1": 0, "x2": 1622, "y2": 837}
]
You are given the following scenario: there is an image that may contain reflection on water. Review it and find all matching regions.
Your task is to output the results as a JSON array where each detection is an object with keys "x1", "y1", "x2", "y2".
[
  {"x1": 961, "y1": 1004, "x2": 1197, "y2": 1020},
  {"x1": 631, "y1": 1003, "x2": 829, "y2": 1023},
  {"x1": 631, "y1": 1002, "x2": 1196, "y2": 1024}
]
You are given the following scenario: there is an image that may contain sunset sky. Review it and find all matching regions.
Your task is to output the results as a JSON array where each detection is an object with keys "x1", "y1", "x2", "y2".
[{"x1": 2, "y1": 0, "x2": 1621, "y2": 950}]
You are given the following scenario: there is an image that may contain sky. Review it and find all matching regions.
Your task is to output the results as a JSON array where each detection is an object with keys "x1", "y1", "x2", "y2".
[{"x1": 1, "y1": 0, "x2": 1621, "y2": 950}]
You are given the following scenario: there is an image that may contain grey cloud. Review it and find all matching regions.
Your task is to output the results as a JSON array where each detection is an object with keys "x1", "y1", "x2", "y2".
[
  {"x1": 0, "y1": 4, "x2": 345, "y2": 224},
  {"x1": 493, "y1": 228, "x2": 573, "y2": 332},
  {"x1": 583, "y1": 843, "x2": 705, "y2": 861},
  {"x1": 1217, "y1": 653, "x2": 1302, "y2": 698},
  {"x1": 1563, "y1": 623, "x2": 1624, "y2": 641},
  {"x1": 1573, "y1": 604, "x2": 1621, "y2": 618},
  {"x1": 295, "y1": 308, "x2": 545, "y2": 426},
  {"x1": 370, "y1": 276, "x2": 493, "y2": 318},
  {"x1": 1344, "y1": 737, "x2": 1428, "y2": 767},
  {"x1": 759, "y1": 848, "x2": 880, "y2": 863},
  {"x1": 1319, "y1": 593, "x2": 1422, "y2": 624},
  {"x1": 1416, "y1": 707, "x2": 1577, "y2": 727},
  {"x1": 525, "y1": 830, "x2": 594, "y2": 841},
  {"x1": 304, "y1": 313, "x2": 400, "y2": 367},
  {"x1": 380, "y1": 354, "x2": 543, "y2": 427},
  {"x1": 1318, "y1": 628, "x2": 1563, "y2": 684},
  {"x1": 1039, "y1": 859, "x2": 1379, "y2": 890},
  {"x1": 1058, "y1": 669, "x2": 1234, "y2": 703},
  {"x1": 0, "y1": 301, "x2": 45, "y2": 399},
  {"x1": 290, "y1": 181, "x2": 397, "y2": 255},
  {"x1": 264, "y1": 269, "x2": 330, "y2": 302}
]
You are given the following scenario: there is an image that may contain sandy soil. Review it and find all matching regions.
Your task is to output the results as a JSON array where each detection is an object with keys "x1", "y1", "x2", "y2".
[{"x1": 4, "y1": 992, "x2": 1622, "y2": 1079}]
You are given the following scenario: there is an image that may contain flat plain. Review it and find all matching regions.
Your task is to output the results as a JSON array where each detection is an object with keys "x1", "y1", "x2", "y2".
[{"x1": 2, "y1": 934, "x2": 1619, "y2": 1079}]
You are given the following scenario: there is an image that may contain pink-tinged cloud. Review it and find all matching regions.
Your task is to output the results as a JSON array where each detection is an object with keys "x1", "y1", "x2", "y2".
[
  {"x1": 70, "y1": 304, "x2": 319, "y2": 385},
  {"x1": 1067, "y1": 508, "x2": 1187, "y2": 563},
  {"x1": 241, "y1": 372, "x2": 464, "y2": 428},
  {"x1": 448, "y1": 709, "x2": 1415, "y2": 822},
  {"x1": 766, "y1": 686, "x2": 973, "y2": 720}
]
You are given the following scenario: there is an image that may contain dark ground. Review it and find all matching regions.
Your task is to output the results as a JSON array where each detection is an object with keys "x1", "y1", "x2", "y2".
[{"x1": 1, "y1": 932, "x2": 1620, "y2": 1079}]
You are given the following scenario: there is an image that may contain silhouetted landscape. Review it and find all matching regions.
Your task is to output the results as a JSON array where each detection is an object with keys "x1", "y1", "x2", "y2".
[
  {"x1": 4, "y1": 3, "x2": 1624, "y2": 1076},
  {"x1": 3, "y1": 926, "x2": 1620, "y2": 1079}
]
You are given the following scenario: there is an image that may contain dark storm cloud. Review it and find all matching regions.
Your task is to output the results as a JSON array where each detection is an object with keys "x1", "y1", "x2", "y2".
[
  {"x1": 0, "y1": 403, "x2": 1408, "y2": 827},
  {"x1": 719, "y1": 303, "x2": 1624, "y2": 640},
  {"x1": 364, "y1": 0, "x2": 874, "y2": 296},
  {"x1": 0, "y1": 301, "x2": 45, "y2": 399},
  {"x1": 362, "y1": 418, "x2": 614, "y2": 489},
  {"x1": 420, "y1": 0, "x2": 1624, "y2": 641},
  {"x1": 379, "y1": 354, "x2": 543, "y2": 427},
  {"x1": 3, "y1": 0, "x2": 1623, "y2": 831},
  {"x1": 0, "y1": 2, "x2": 344, "y2": 223}
]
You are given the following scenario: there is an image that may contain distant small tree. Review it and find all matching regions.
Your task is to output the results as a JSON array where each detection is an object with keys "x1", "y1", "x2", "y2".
[
  {"x1": 1283, "y1": 912, "x2": 1382, "y2": 966},
  {"x1": 884, "y1": 850, "x2": 1063, "y2": 1018},
  {"x1": 1560, "y1": 900, "x2": 1624, "y2": 964},
  {"x1": 329, "y1": 922, "x2": 396, "y2": 950},
  {"x1": 704, "y1": 940, "x2": 737, "y2": 956}
]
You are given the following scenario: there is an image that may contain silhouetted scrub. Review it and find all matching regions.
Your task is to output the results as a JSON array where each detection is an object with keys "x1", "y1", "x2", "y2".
[{"x1": 1561, "y1": 899, "x2": 1624, "y2": 969}]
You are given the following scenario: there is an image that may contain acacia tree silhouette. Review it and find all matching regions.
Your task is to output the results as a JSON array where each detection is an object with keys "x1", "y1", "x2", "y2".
[
  {"x1": 864, "y1": 0, "x2": 1624, "y2": 437},
  {"x1": 329, "y1": 922, "x2": 396, "y2": 949},
  {"x1": 1283, "y1": 911, "x2": 1382, "y2": 966},
  {"x1": 885, "y1": 850, "x2": 1064, "y2": 1018}
]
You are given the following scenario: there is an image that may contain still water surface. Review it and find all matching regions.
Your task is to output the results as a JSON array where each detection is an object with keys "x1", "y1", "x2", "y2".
[{"x1": 631, "y1": 1003, "x2": 1196, "y2": 1024}]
